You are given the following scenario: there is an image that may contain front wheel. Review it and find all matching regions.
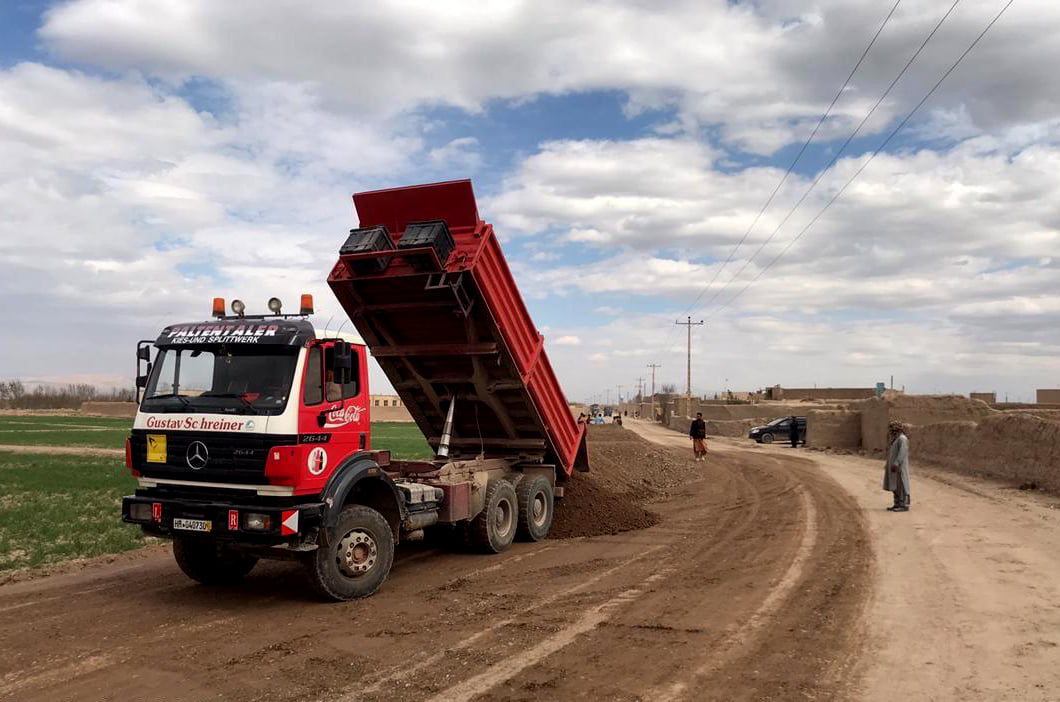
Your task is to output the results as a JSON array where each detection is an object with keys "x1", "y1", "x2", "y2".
[
  {"x1": 305, "y1": 505, "x2": 395, "y2": 600},
  {"x1": 760, "y1": 432, "x2": 774, "y2": 444},
  {"x1": 516, "y1": 476, "x2": 554, "y2": 542},
  {"x1": 172, "y1": 537, "x2": 258, "y2": 585}
]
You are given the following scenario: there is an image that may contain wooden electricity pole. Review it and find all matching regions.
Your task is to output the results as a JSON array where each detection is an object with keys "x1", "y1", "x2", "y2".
[
  {"x1": 675, "y1": 316, "x2": 704, "y2": 398},
  {"x1": 647, "y1": 363, "x2": 661, "y2": 421}
]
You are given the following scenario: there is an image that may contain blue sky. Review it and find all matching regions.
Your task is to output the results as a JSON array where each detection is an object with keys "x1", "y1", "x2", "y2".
[{"x1": 0, "y1": 0, "x2": 1057, "y2": 402}]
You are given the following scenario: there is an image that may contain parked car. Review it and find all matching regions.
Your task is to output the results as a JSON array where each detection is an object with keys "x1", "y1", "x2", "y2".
[{"x1": 749, "y1": 416, "x2": 806, "y2": 445}]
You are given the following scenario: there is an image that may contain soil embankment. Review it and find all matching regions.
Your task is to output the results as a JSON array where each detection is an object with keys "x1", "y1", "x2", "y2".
[{"x1": 551, "y1": 424, "x2": 701, "y2": 538}]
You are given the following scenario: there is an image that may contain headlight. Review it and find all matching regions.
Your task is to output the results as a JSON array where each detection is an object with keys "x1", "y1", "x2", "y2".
[{"x1": 243, "y1": 513, "x2": 272, "y2": 531}]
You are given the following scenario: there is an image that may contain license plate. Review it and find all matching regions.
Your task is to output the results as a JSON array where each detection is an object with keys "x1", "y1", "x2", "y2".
[
  {"x1": 146, "y1": 434, "x2": 167, "y2": 463},
  {"x1": 173, "y1": 518, "x2": 212, "y2": 533}
]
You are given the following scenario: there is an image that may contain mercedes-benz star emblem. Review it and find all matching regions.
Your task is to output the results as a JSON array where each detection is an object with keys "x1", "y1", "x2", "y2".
[{"x1": 186, "y1": 441, "x2": 209, "y2": 470}]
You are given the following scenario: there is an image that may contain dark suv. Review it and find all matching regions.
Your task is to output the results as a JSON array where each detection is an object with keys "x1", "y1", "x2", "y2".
[{"x1": 749, "y1": 416, "x2": 806, "y2": 445}]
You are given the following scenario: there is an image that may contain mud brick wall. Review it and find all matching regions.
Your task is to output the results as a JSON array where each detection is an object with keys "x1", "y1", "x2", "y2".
[
  {"x1": 779, "y1": 387, "x2": 877, "y2": 400},
  {"x1": 1038, "y1": 389, "x2": 1060, "y2": 404},
  {"x1": 80, "y1": 401, "x2": 137, "y2": 418},
  {"x1": 806, "y1": 410, "x2": 862, "y2": 449},
  {"x1": 906, "y1": 414, "x2": 1060, "y2": 493}
]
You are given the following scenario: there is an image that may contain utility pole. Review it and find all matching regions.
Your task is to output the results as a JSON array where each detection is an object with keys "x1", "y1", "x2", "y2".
[
  {"x1": 616, "y1": 384, "x2": 623, "y2": 405},
  {"x1": 675, "y1": 316, "x2": 704, "y2": 398},
  {"x1": 636, "y1": 377, "x2": 644, "y2": 401},
  {"x1": 647, "y1": 363, "x2": 661, "y2": 422},
  {"x1": 605, "y1": 388, "x2": 611, "y2": 406}
]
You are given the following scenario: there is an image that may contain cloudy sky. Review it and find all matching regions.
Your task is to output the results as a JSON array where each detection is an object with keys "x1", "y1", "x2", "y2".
[{"x1": 1, "y1": 0, "x2": 1057, "y2": 403}]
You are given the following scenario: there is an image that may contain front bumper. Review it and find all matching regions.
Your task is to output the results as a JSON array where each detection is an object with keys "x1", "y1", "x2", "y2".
[{"x1": 122, "y1": 495, "x2": 325, "y2": 544}]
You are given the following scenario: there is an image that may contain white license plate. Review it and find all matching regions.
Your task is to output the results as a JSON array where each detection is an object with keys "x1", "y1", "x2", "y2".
[{"x1": 173, "y1": 518, "x2": 212, "y2": 533}]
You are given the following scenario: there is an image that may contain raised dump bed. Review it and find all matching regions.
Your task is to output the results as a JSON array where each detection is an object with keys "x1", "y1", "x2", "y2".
[{"x1": 328, "y1": 179, "x2": 587, "y2": 480}]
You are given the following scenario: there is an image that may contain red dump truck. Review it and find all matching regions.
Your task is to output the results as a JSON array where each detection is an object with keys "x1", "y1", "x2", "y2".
[{"x1": 122, "y1": 180, "x2": 587, "y2": 600}]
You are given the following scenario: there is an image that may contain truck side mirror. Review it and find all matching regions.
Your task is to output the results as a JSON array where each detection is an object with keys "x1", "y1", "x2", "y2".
[
  {"x1": 136, "y1": 362, "x2": 152, "y2": 389},
  {"x1": 137, "y1": 346, "x2": 151, "y2": 362},
  {"x1": 333, "y1": 341, "x2": 353, "y2": 384}
]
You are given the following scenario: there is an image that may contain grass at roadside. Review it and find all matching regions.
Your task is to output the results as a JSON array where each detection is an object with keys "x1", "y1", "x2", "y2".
[
  {"x1": 371, "y1": 421, "x2": 433, "y2": 460},
  {"x1": 0, "y1": 452, "x2": 142, "y2": 572}
]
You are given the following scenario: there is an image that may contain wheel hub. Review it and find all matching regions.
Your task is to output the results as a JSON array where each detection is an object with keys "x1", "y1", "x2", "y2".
[
  {"x1": 495, "y1": 498, "x2": 513, "y2": 535},
  {"x1": 337, "y1": 529, "x2": 378, "y2": 578},
  {"x1": 532, "y1": 494, "x2": 547, "y2": 526}
]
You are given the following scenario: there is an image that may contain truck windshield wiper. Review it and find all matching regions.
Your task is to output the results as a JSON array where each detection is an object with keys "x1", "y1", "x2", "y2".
[
  {"x1": 144, "y1": 393, "x2": 191, "y2": 408},
  {"x1": 198, "y1": 392, "x2": 260, "y2": 413}
]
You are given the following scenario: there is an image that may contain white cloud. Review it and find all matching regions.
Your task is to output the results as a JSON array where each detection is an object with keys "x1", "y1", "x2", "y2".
[
  {"x1": 553, "y1": 335, "x2": 582, "y2": 346},
  {"x1": 427, "y1": 136, "x2": 482, "y2": 171},
  {"x1": 40, "y1": 1, "x2": 1060, "y2": 154}
]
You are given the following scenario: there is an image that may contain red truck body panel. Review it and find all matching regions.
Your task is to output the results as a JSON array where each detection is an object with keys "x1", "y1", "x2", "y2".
[{"x1": 327, "y1": 180, "x2": 586, "y2": 478}]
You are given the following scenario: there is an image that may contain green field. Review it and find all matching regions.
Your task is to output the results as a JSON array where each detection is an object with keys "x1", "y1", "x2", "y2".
[
  {"x1": 0, "y1": 415, "x2": 132, "y2": 449},
  {"x1": 0, "y1": 418, "x2": 431, "y2": 572},
  {"x1": 371, "y1": 421, "x2": 433, "y2": 460},
  {"x1": 0, "y1": 452, "x2": 143, "y2": 571}
]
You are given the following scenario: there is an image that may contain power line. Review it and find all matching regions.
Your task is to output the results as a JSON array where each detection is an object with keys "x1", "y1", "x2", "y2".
[
  {"x1": 695, "y1": 0, "x2": 964, "y2": 319},
  {"x1": 708, "y1": 0, "x2": 1015, "y2": 318},
  {"x1": 688, "y1": 0, "x2": 904, "y2": 315},
  {"x1": 655, "y1": 0, "x2": 903, "y2": 358}
]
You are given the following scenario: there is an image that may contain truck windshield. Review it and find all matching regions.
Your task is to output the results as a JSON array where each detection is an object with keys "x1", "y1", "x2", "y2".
[{"x1": 142, "y1": 346, "x2": 298, "y2": 415}]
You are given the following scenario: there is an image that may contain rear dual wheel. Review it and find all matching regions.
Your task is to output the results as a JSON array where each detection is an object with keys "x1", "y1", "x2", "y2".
[
  {"x1": 470, "y1": 480, "x2": 518, "y2": 553},
  {"x1": 516, "y1": 476, "x2": 554, "y2": 542}
]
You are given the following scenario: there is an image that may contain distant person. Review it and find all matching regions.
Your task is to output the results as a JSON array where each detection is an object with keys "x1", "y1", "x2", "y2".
[
  {"x1": 789, "y1": 415, "x2": 800, "y2": 448},
  {"x1": 577, "y1": 413, "x2": 587, "y2": 428},
  {"x1": 883, "y1": 421, "x2": 911, "y2": 512},
  {"x1": 613, "y1": 414, "x2": 623, "y2": 426},
  {"x1": 689, "y1": 412, "x2": 708, "y2": 461}
]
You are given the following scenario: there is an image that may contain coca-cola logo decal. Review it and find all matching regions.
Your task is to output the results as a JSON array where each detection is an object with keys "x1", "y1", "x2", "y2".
[{"x1": 323, "y1": 404, "x2": 365, "y2": 429}]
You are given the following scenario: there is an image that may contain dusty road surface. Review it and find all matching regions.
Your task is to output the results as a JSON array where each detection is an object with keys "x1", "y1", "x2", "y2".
[
  {"x1": 633, "y1": 420, "x2": 1060, "y2": 701},
  {"x1": 0, "y1": 424, "x2": 871, "y2": 701},
  {"x1": 5, "y1": 422, "x2": 1057, "y2": 701}
]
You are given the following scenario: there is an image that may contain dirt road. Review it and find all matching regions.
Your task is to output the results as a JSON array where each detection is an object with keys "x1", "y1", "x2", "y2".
[
  {"x1": 0, "y1": 425, "x2": 871, "y2": 701},
  {"x1": 634, "y1": 420, "x2": 1060, "y2": 701},
  {"x1": 8, "y1": 421, "x2": 1056, "y2": 700}
]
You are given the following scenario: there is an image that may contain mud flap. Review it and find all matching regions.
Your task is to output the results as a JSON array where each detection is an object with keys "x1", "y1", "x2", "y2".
[{"x1": 573, "y1": 430, "x2": 590, "y2": 473}]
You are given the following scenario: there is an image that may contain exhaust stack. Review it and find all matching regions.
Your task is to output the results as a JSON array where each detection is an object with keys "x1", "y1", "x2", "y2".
[{"x1": 436, "y1": 397, "x2": 456, "y2": 458}]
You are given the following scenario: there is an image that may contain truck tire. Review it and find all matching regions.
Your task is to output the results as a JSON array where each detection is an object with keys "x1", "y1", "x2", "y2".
[
  {"x1": 172, "y1": 537, "x2": 258, "y2": 585},
  {"x1": 305, "y1": 504, "x2": 394, "y2": 601},
  {"x1": 515, "y1": 475, "x2": 554, "y2": 542},
  {"x1": 470, "y1": 479, "x2": 517, "y2": 553},
  {"x1": 760, "y1": 432, "x2": 774, "y2": 444}
]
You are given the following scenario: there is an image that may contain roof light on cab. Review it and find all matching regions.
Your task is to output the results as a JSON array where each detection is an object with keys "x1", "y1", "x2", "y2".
[
  {"x1": 300, "y1": 294, "x2": 314, "y2": 316},
  {"x1": 231, "y1": 299, "x2": 246, "y2": 317},
  {"x1": 212, "y1": 297, "x2": 225, "y2": 318},
  {"x1": 267, "y1": 297, "x2": 283, "y2": 314}
]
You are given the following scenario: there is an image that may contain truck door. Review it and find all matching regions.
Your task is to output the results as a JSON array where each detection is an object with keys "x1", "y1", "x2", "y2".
[{"x1": 299, "y1": 341, "x2": 370, "y2": 483}]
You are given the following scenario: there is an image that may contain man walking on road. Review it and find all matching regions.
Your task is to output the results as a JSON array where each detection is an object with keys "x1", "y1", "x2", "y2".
[
  {"x1": 689, "y1": 412, "x2": 708, "y2": 461},
  {"x1": 884, "y1": 421, "x2": 911, "y2": 511},
  {"x1": 788, "y1": 415, "x2": 800, "y2": 448}
]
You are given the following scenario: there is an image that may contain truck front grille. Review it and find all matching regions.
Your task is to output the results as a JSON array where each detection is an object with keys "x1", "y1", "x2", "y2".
[{"x1": 130, "y1": 430, "x2": 296, "y2": 485}]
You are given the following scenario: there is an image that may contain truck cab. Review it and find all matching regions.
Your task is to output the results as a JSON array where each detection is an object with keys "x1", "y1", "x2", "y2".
[{"x1": 123, "y1": 297, "x2": 409, "y2": 598}]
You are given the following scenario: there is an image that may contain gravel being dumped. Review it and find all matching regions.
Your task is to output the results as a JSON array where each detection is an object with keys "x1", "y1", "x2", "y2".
[{"x1": 550, "y1": 424, "x2": 696, "y2": 539}]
